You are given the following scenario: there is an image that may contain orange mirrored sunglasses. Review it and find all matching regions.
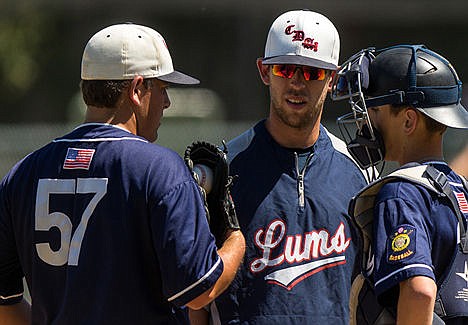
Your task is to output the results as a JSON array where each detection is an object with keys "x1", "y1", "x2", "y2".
[{"x1": 271, "y1": 64, "x2": 326, "y2": 81}]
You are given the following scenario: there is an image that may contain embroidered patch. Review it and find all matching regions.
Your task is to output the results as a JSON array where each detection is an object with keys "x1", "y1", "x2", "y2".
[
  {"x1": 387, "y1": 225, "x2": 416, "y2": 263},
  {"x1": 63, "y1": 148, "x2": 95, "y2": 170}
]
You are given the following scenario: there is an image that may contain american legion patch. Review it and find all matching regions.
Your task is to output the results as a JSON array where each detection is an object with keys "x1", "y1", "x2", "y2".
[{"x1": 387, "y1": 225, "x2": 416, "y2": 263}]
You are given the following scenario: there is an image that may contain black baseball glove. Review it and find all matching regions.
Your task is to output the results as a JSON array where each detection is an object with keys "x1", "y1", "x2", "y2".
[{"x1": 184, "y1": 141, "x2": 240, "y2": 247}]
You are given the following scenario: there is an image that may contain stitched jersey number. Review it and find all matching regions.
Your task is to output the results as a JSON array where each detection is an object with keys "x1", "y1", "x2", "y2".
[{"x1": 35, "y1": 178, "x2": 108, "y2": 266}]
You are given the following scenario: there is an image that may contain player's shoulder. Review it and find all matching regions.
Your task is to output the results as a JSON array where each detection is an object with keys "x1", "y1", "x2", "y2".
[
  {"x1": 376, "y1": 178, "x2": 431, "y2": 206},
  {"x1": 9, "y1": 130, "x2": 183, "y2": 181},
  {"x1": 0, "y1": 155, "x2": 29, "y2": 187},
  {"x1": 122, "y1": 139, "x2": 181, "y2": 163},
  {"x1": 377, "y1": 163, "x2": 453, "y2": 204},
  {"x1": 2, "y1": 140, "x2": 53, "y2": 179},
  {"x1": 226, "y1": 123, "x2": 259, "y2": 163},
  {"x1": 319, "y1": 125, "x2": 371, "y2": 181},
  {"x1": 320, "y1": 126, "x2": 357, "y2": 165},
  {"x1": 114, "y1": 141, "x2": 191, "y2": 187}
]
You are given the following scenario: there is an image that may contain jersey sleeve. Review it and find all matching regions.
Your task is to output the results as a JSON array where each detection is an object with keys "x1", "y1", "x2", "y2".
[
  {"x1": 372, "y1": 182, "x2": 435, "y2": 303},
  {"x1": 0, "y1": 175, "x2": 24, "y2": 305},
  {"x1": 150, "y1": 179, "x2": 223, "y2": 307}
]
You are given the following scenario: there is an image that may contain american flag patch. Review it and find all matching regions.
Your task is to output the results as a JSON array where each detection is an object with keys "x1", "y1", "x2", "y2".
[
  {"x1": 63, "y1": 148, "x2": 95, "y2": 170},
  {"x1": 455, "y1": 192, "x2": 468, "y2": 214}
]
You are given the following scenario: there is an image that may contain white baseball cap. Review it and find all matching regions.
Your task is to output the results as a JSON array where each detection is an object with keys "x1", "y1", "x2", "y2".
[
  {"x1": 262, "y1": 10, "x2": 340, "y2": 70},
  {"x1": 81, "y1": 23, "x2": 199, "y2": 84}
]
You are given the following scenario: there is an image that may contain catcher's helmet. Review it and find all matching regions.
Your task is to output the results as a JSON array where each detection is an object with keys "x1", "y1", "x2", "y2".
[
  {"x1": 331, "y1": 44, "x2": 468, "y2": 172},
  {"x1": 366, "y1": 46, "x2": 468, "y2": 128}
]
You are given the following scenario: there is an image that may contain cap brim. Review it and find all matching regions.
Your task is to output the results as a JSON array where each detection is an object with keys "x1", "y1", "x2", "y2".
[
  {"x1": 157, "y1": 71, "x2": 200, "y2": 85},
  {"x1": 262, "y1": 55, "x2": 338, "y2": 70},
  {"x1": 417, "y1": 103, "x2": 468, "y2": 129}
]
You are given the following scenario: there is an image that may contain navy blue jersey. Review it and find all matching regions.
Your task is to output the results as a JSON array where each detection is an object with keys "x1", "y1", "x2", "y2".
[
  {"x1": 0, "y1": 123, "x2": 222, "y2": 324},
  {"x1": 214, "y1": 121, "x2": 368, "y2": 324},
  {"x1": 373, "y1": 162, "x2": 468, "y2": 307}
]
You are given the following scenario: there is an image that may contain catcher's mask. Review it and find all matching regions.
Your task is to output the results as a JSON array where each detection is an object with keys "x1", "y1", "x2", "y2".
[{"x1": 331, "y1": 44, "x2": 467, "y2": 173}]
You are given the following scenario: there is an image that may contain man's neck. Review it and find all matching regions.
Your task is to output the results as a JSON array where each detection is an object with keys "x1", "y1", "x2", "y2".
[
  {"x1": 265, "y1": 117, "x2": 321, "y2": 149},
  {"x1": 84, "y1": 105, "x2": 135, "y2": 135},
  {"x1": 398, "y1": 134, "x2": 444, "y2": 166},
  {"x1": 84, "y1": 106, "x2": 117, "y2": 124}
]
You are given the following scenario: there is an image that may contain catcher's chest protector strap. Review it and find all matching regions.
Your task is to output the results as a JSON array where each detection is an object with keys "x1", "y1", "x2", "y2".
[{"x1": 349, "y1": 164, "x2": 468, "y2": 322}]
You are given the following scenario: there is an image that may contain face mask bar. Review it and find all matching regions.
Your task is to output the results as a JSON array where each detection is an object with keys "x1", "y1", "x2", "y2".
[
  {"x1": 336, "y1": 112, "x2": 383, "y2": 181},
  {"x1": 331, "y1": 48, "x2": 384, "y2": 179}
]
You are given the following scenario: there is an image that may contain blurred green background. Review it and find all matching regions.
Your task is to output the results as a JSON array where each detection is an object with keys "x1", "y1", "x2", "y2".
[{"x1": 0, "y1": 0, "x2": 467, "y2": 177}]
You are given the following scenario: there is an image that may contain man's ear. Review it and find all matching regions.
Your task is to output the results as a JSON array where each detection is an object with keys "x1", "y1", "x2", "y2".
[
  {"x1": 404, "y1": 108, "x2": 419, "y2": 134},
  {"x1": 256, "y1": 58, "x2": 270, "y2": 85},
  {"x1": 129, "y1": 76, "x2": 145, "y2": 106},
  {"x1": 327, "y1": 70, "x2": 337, "y2": 93}
]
